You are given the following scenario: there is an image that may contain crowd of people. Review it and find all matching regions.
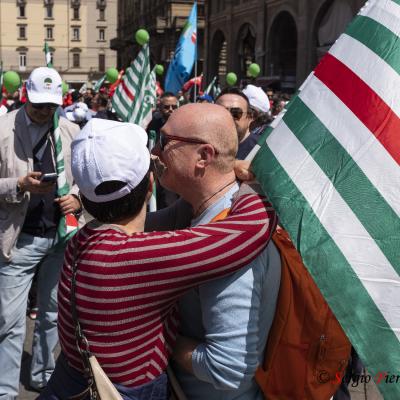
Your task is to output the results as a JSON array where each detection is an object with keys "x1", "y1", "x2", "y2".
[{"x1": 0, "y1": 66, "x2": 358, "y2": 400}]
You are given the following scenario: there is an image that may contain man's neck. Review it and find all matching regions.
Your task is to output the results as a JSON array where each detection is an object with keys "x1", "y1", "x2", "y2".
[
  {"x1": 240, "y1": 129, "x2": 251, "y2": 143},
  {"x1": 184, "y1": 173, "x2": 237, "y2": 218}
]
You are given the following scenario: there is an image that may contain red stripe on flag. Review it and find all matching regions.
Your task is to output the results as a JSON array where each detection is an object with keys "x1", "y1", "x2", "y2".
[
  {"x1": 314, "y1": 53, "x2": 400, "y2": 165},
  {"x1": 121, "y1": 79, "x2": 135, "y2": 101}
]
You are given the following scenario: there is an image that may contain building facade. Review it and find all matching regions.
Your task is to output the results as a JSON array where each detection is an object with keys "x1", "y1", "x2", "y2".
[
  {"x1": 0, "y1": 0, "x2": 117, "y2": 87},
  {"x1": 204, "y1": 0, "x2": 365, "y2": 91},
  {"x1": 111, "y1": 0, "x2": 204, "y2": 73}
]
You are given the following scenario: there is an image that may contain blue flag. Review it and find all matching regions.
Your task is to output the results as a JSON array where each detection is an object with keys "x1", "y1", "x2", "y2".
[{"x1": 165, "y1": 3, "x2": 197, "y2": 94}]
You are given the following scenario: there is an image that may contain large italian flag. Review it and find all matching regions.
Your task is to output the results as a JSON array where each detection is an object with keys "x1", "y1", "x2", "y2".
[{"x1": 252, "y1": 1, "x2": 400, "y2": 398}]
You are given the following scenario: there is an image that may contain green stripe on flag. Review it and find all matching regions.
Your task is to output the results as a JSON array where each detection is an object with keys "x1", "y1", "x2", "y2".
[
  {"x1": 130, "y1": 63, "x2": 144, "y2": 80},
  {"x1": 115, "y1": 87, "x2": 131, "y2": 111},
  {"x1": 252, "y1": 142, "x2": 400, "y2": 399},
  {"x1": 346, "y1": 15, "x2": 400, "y2": 75},
  {"x1": 391, "y1": 0, "x2": 400, "y2": 6},
  {"x1": 111, "y1": 44, "x2": 156, "y2": 127},
  {"x1": 283, "y1": 96, "x2": 400, "y2": 275},
  {"x1": 124, "y1": 69, "x2": 139, "y2": 89}
]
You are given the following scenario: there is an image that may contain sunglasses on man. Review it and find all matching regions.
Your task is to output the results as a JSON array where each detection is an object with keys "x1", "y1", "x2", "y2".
[
  {"x1": 31, "y1": 103, "x2": 59, "y2": 110},
  {"x1": 161, "y1": 104, "x2": 178, "y2": 110},
  {"x1": 159, "y1": 132, "x2": 218, "y2": 154},
  {"x1": 225, "y1": 107, "x2": 249, "y2": 121}
]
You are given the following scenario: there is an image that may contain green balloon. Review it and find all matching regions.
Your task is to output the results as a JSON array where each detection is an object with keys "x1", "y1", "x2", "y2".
[
  {"x1": 106, "y1": 67, "x2": 119, "y2": 84},
  {"x1": 62, "y1": 81, "x2": 69, "y2": 96},
  {"x1": 226, "y1": 72, "x2": 237, "y2": 86},
  {"x1": 155, "y1": 64, "x2": 164, "y2": 76},
  {"x1": 3, "y1": 71, "x2": 21, "y2": 93},
  {"x1": 135, "y1": 29, "x2": 150, "y2": 46},
  {"x1": 248, "y1": 63, "x2": 261, "y2": 78}
]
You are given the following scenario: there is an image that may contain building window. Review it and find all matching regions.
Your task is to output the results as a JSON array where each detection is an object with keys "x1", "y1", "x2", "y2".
[
  {"x1": 73, "y1": 53, "x2": 80, "y2": 67},
  {"x1": 18, "y1": 25, "x2": 26, "y2": 39},
  {"x1": 72, "y1": 27, "x2": 80, "y2": 40},
  {"x1": 99, "y1": 8, "x2": 105, "y2": 20},
  {"x1": 19, "y1": 52, "x2": 27, "y2": 70},
  {"x1": 19, "y1": 5, "x2": 26, "y2": 17},
  {"x1": 45, "y1": 4, "x2": 53, "y2": 18},
  {"x1": 99, "y1": 54, "x2": 105, "y2": 72},
  {"x1": 73, "y1": 7, "x2": 80, "y2": 19},
  {"x1": 99, "y1": 28, "x2": 105, "y2": 41},
  {"x1": 46, "y1": 27, "x2": 53, "y2": 40},
  {"x1": 50, "y1": 52, "x2": 54, "y2": 65}
]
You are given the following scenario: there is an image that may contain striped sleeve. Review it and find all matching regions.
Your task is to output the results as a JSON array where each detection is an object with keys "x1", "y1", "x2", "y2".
[{"x1": 69, "y1": 193, "x2": 276, "y2": 298}]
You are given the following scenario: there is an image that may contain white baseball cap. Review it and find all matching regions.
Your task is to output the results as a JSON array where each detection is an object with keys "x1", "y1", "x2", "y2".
[
  {"x1": 66, "y1": 102, "x2": 89, "y2": 122},
  {"x1": 66, "y1": 108, "x2": 87, "y2": 123},
  {"x1": 243, "y1": 84, "x2": 270, "y2": 113},
  {"x1": 71, "y1": 119, "x2": 150, "y2": 203},
  {"x1": 26, "y1": 67, "x2": 63, "y2": 105}
]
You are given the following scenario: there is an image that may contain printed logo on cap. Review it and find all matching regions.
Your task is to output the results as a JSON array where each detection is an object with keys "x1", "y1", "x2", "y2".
[{"x1": 44, "y1": 77, "x2": 53, "y2": 90}]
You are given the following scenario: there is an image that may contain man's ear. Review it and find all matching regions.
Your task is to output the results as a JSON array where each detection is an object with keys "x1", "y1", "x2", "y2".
[
  {"x1": 145, "y1": 172, "x2": 155, "y2": 202},
  {"x1": 196, "y1": 144, "x2": 215, "y2": 169}
]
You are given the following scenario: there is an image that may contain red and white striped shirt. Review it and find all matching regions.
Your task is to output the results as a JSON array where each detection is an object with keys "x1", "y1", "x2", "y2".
[{"x1": 58, "y1": 193, "x2": 276, "y2": 387}]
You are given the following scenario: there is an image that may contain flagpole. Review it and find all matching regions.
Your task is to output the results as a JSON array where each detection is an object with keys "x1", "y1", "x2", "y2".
[
  {"x1": 193, "y1": 61, "x2": 197, "y2": 102},
  {"x1": 193, "y1": 1, "x2": 198, "y2": 102}
]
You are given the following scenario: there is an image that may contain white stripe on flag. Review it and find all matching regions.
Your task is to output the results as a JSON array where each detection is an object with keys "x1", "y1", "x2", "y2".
[
  {"x1": 127, "y1": 70, "x2": 139, "y2": 86},
  {"x1": 299, "y1": 75, "x2": 400, "y2": 218},
  {"x1": 125, "y1": 69, "x2": 139, "y2": 92},
  {"x1": 129, "y1": 74, "x2": 149, "y2": 124},
  {"x1": 267, "y1": 121, "x2": 400, "y2": 340},
  {"x1": 330, "y1": 34, "x2": 400, "y2": 118},
  {"x1": 118, "y1": 84, "x2": 133, "y2": 110},
  {"x1": 360, "y1": 0, "x2": 400, "y2": 37},
  {"x1": 113, "y1": 92, "x2": 129, "y2": 116},
  {"x1": 133, "y1": 58, "x2": 144, "y2": 73}
]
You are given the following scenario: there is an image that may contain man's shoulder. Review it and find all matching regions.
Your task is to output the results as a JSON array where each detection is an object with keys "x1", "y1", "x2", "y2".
[
  {"x1": 0, "y1": 109, "x2": 20, "y2": 138},
  {"x1": 59, "y1": 115, "x2": 80, "y2": 136},
  {"x1": 0, "y1": 109, "x2": 19, "y2": 124},
  {"x1": 147, "y1": 114, "x2": 164, "y2": 131}
]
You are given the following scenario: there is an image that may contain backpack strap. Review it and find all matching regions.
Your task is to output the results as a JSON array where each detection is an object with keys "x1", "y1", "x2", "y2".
[{"x1": 210, "y1": 208, "x2": 230, "y2": 222}]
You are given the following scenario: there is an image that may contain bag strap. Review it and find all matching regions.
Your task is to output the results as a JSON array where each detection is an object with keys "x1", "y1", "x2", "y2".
[{"x1": 70, "y1": 243, "x2": 99, "y2": 400}]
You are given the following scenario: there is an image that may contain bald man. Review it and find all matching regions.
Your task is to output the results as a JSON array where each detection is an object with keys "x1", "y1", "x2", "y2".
[{"x1": 151, "y1": 104, "x2": 281, "y2": 400}]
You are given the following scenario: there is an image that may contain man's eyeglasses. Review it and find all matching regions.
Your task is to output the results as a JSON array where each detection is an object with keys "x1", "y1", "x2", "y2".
[
  {"x1": 225, "y1": 107, "x2": 248, "y2": 121},
  {"x1": 159, "y1": 133, "x2": 217, "y2": 153},
  {"x1": 161, "y1": 104, "x2": 178, "y2": 110},
  {"x1": 31, "y1": 103, "x2": 58, "y2": 110}
]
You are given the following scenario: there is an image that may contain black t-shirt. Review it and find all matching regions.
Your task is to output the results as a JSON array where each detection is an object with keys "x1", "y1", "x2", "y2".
[
  {"x1": 146, "y1": 114, "x2": 166, "y2": 143},
  {"x1": 237, "y1": 124, "x2": 268, "y2": 160}
]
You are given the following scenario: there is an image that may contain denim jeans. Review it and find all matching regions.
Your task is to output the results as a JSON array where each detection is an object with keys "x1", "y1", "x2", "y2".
[
  {"x1": 39, "y1": 352, "x2": 170, "y2": 400},
  {"x1": 0, "y1": 233, "x2": 65, "y2": 400}
]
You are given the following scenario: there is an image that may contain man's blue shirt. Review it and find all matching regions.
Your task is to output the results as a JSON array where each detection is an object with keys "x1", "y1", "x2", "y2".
[{"x1": 174, "y1": 184, "x2": 281, "y2": 400}]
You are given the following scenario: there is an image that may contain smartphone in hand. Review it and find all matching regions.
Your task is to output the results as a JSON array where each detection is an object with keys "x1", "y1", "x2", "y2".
[{"x1": 40, "y1": 173, "x2": 58, "y2": 183}]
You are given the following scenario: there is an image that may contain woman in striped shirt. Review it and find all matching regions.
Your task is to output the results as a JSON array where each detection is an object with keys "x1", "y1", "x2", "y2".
[{"x1": 39, "y1": 119, "x2": 276, "y2": 400}]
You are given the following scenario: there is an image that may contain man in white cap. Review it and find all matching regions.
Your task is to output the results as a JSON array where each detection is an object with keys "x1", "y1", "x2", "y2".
[
  {"x1": 0, "y1": 67, "x2": 81, "y2": 398},
  {"x1": 216, "y1": 86, "x2": 271, "y2": 160}
]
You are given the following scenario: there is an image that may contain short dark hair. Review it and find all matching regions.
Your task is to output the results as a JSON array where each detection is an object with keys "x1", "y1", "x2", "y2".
[
  {"x1": 71, "y1": 90, "x2": 80, "y2": 103},
  {"x1": 96, "y1": 93, "x2": 109, "y2": 108},
  {"x1": 161, "y1": 92, "x2": 177, "y2": 100},
  {"x1": 215, "y1": 87, "x2": 250, "y2": 110},
  {"x1": 81, "y1": 172, "x2": 150, "y2": 223}
]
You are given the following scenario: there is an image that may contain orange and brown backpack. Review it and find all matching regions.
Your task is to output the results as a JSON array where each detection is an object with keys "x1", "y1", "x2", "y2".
[{"x1": 255, "y1": 226, "x2": 352, "y2": 400}]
